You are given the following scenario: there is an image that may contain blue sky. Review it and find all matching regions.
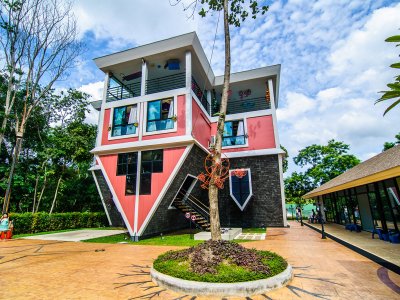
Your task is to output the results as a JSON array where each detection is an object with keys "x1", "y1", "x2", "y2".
[{"x1": 68, "y1": 0, "x2": 400, "y2": 175}]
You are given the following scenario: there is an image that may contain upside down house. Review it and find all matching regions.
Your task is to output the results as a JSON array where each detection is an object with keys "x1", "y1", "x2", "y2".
[{"x1": 90, "y1": 32, "x2": 287, "y2": 240}]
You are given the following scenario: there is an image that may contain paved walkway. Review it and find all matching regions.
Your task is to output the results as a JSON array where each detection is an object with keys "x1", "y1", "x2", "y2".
[
  {"x1": 21, "y1": 229, "x2": 127, "y2": 242},
  {"x1": 0, "y1": 222, "x2": 399, "y2": 299},
  {"x1": 235, "y1": 233, "x2": 266, "y2": 240},
  {"x1": 306, "y1": 222, "x2": 400, "y2": 267}
]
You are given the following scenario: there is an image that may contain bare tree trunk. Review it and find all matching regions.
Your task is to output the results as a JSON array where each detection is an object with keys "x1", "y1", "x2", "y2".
[
  {"x1": 35, "y1": 175, "x2": 47, "y2": 213},
  {"x1": 2, "y1": 134, "x2": 23, "y2": 213},
  {"x1": 208, "y1": 0, "x2": 231, "y2": 241},
  {"x1": 32, "y1": 174, "x2": 39, "y2": 213},
  {"x1": 49, "y1": 176, "x2": 62, "y2": 214}
]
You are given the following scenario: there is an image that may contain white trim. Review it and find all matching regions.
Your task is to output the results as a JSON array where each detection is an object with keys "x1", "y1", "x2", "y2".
[
  {"x1": 142, "y1": 96, "x2": 178, "y2": 136},
  {"x1": 168, "y1": 174, "x2": 198, "y2": 209},
  {"x1": 268, "y1": 79, "x2": 280, "y2": 148},
  {"x1": 224, "y1": 148, "x2": 284, "y2": 158},
  {"x1": 91, "y1": 170, "x2": 112, "y2": 226},
  {"x1": 141, "y1": 60, "x2": 147, "y2": 96},
  {"x1": 138, "y1": 145, "x2": 193, "y2": 236},
  {"x1": 95, "y1": 72, "x2": 109, "y2": 147},
  {"x1": 278, "y1": 154, "x2": 288, "y2": 227},
  {"x1": 103, "y1": 88, "x2": 188, "y2": 110},
  {"x1": 96, "y1": 156, "x2": 135, "y2": 236},
  {"x1": 221, "y1": 119, "x2": 249, "y2": 149},
  {"x1": 185, "y1": 51, "x2": 192, "y2": 89},
  {"x1": 229, "y1": 168, "x2": 253, "y2": 211},
  {"x1": 139, "y1": 102, "x2": 144, "y2": 141},
  {"x1": 107, "y1": 104, "x2": 139, "y2": 140},
  {"x1": 88, "y1": 165, "x2": 101, "y2": 171},
  {"x1": 206, "y1": 90, "x2": 212, "y2": 115},
  {"x1": 134, "y1": 151, "x2": 142, "y2": 236},
  {"x1": 91, "y1": 135, "x2": 195, "y2": 155},
  {"x1": 210, "y1": 109, "x2": 273, "y2": 123}
]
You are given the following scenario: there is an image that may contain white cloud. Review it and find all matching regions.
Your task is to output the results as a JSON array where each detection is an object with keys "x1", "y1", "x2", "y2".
[
  {"x1": 73, "y1": 0, "x2": 198, "y2": 47},
  {"x1": 78, "y1": 81, "x2": 103, "y2": 125}
]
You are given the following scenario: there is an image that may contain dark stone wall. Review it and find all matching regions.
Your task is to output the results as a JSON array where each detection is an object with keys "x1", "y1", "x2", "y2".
[
  {"x1": 140, "y1": 147, "x2": 284, "y2": 238},
  {"x1": 141, "y1": 145, "x2": 208, "y2": 238},
  {"x1": 93, "y1": 170, "x2": 125, "y2": 227},
  {"x1": 218, "y1": 155, "x2": 284, "y2": 227}
]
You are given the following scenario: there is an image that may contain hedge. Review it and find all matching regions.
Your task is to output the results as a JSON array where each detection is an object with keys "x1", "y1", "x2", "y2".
[{"x1": 9, "y1": 212, "x2": 108, "y2": 235}]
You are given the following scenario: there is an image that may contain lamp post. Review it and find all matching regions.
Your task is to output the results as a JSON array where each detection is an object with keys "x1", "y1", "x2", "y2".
[
  {"x1": 300, "y1": 206, "x2": 304, "y2": 226},
  {"x1": 318, "y1": 203, "x2": 326, "y2": 239}
]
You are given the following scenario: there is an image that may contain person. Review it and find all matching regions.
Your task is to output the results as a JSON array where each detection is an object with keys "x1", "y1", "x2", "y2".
[
  {"x1": 309, "y1": 209, "x2": 316, "y2": 223},
  {"x1": 295, "y1": 207, "x2": 300, "y2": 222},
  {"x1": 0, "y1": 212, "x2": 10, "y2": 241}
]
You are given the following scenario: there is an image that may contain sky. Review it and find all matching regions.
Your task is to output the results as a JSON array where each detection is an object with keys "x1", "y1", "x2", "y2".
[{"x1": 67, "y1": 0, "x2": 400, "y2": 175}]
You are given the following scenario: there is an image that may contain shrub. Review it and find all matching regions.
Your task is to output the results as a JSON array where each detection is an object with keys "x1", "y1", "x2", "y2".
[
  {"x1": 154, "y1": 240, "x2": 288, "y2": 283},
  {"x1": 9, "y1": 212, "x2": 107, "y2": 234}
]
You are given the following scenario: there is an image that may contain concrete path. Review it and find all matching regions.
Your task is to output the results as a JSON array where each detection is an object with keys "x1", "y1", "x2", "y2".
[
  {"x1": 306, "y1": 222, "x2": 400, "y2": 267},
  {"x1": 0, "y1": 222, "x2": 399, "y2": 299},
  {"x1": 21, "y1": 229, "x2": 126, "y2": 242}
]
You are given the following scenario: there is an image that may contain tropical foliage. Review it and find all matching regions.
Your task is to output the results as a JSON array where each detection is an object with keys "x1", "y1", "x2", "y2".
[
  {"x1": 376, "y1": 33, "x2": 400, "y2": 115},
  {"x1": 285, "y1": 140, "x2": 360, "y2": 202},
  {"x1": 383, "y1": 132, "x2": 400, "y2": 151}
]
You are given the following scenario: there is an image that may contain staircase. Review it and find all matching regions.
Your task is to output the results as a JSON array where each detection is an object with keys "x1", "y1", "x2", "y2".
[{"x1": 172, "y1": 190, "x2": 211, "y2": 231}]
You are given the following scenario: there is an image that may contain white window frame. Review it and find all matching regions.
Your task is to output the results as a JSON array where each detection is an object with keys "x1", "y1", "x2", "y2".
[
  {"x1": 222, "y1": 118, "x2": 249, "y2": 149},
  {"x1": 143, "y1": 95, "x2": 178, "y2": 136},
  {"x1": 229, "y1": 168, "x2": 253, "y2": 211},
  {"x1": 108, "y1": 104, "x2": 140, "y2": 140}
]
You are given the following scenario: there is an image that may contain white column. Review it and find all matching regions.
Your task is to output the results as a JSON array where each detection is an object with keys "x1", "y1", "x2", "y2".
[
  {"x1": 141, "y1": 59, "x2": 148, "y2": 96},
  {"x1": 133, "y1": 151, "x2": 142, "y2": 241},
  {"x1": 185, "y1": 51, "x2": 192, "y2": 135},
  {"x1": 95, "y1": 72, "x2": 110, "y2": 147},
  {"x1": 268, "y1": 79, "x2": 280, "y2": 148},
  {"x1": 185, "y1": 51, "x2": 192, "y2": 89},
  {"x1": 207, "y1": 90, "x2": 212, "y2": 115},
  {"x1": 278, "y1": 154, "x2": 288, "y2": 227}
]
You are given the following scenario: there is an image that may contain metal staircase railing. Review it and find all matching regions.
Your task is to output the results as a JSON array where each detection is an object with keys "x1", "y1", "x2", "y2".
[{"x1": 173, "y1": 190, "x2": 210, "y2": 231}]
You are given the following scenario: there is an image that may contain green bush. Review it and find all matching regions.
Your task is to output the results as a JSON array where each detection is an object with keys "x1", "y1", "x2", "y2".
[{"x1": 9, "y1": 212, "x2": 107, "y2": 234}]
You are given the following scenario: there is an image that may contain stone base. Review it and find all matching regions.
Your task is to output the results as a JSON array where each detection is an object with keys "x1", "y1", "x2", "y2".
[
  {"x1": 194, "y1": 228, "x2": 242, "y2": 241},
  {"x1": 151, "y1": 264, "x2": 293, "y2": 297}
]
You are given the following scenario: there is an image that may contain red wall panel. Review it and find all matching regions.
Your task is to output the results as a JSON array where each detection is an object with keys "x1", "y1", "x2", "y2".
[{"x1": 191, "y1": 98, "x2": 211, "y2": 149}]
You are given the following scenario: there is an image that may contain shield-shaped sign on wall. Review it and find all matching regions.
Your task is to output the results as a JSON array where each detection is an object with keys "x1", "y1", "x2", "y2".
[{"x1": 229, "y1": 169, "x2": 253, "y2": 211}]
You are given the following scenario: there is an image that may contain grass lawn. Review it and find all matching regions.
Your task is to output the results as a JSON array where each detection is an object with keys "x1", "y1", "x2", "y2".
[
  {"x1": 83, "y1": 229, "x2": 254, "y2": 246},
  {"x1": 13, "y1": 227, "x2": 123, "y2": 238},
  {"x1": 242, "y1": 228, "x2": 267, "y2": 233}
]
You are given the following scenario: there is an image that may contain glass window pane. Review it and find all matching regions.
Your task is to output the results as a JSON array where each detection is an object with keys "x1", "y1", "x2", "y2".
[
  {"x1": 126, "y1": 175, "x2": 137, "y2": 195},
  {"x1": 113, "y1": 107, "x2": 126, "y2": 126},
  {"x1": 140, "y1": 173, "x2": 152, "y2": 195},
  {"x1": 142, "y1": 161, "x2": 152, "y2": 173},
  {"x1": 148, "y1": 100, "x2": 161, "y2": 121}
]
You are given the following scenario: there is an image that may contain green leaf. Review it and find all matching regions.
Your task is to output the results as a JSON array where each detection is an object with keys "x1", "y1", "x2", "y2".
[
  {"x1": 385, "y1": 35, "x2": 400, "y2": 43},
  {"x1": 390, "y1": 62, "x2": 400, "y2": 69},
  {"x1": 383, "y1": 98, "x2": 400, "y2": 116}
]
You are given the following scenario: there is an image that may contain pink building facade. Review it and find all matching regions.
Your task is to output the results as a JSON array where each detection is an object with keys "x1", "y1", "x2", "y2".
[{"x1": 90, "y1": 33, "x2": 287, "y2": 240}]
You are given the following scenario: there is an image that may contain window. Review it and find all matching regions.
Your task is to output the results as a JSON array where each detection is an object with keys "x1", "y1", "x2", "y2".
[
  {"x1": 146, "y1": 98, "x2": 174, "y2": 132},
  {"x1": 229, "y1": 169, "x2": 252, "y2": 211},
  {"x1": 112, "y1": 105, "x2": 138, "y2": 137},
  {"x1": 140, "y1": 150, "x2": 163, "y2": 195},
  {"x1": 222, "y1": 120, "x2": 246, "y2": 147},
  {"x1": 116, "y1": 152, "x2": 138, "y2": 195}
]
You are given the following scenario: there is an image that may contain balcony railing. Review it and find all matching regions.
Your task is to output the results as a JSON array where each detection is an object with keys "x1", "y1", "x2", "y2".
[
  {"x1": 212, "y1": 97, "x2": 271, "y2": 115},
  {"x1": 106, "y1": 81, "x2": 141, "y2": 102},
  {"x1": 146, "y1": 72, "x2": 186, "y2": 95},
  {"x1": 191, "y1": 77, "x2": 210, "y2": 114}
]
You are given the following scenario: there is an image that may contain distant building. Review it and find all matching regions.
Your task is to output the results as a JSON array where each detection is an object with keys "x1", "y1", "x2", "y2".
[
  {"x1": 90, "y1": 32, "x2": 286, "y2": 240},
  {"x1": 304, "y1": 145, "x2": 400, "y2": 233}
]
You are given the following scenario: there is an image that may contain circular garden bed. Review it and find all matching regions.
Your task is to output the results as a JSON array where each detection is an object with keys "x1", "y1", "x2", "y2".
[{"x1": 151, "y1": 240, "x2": 292, "y2": 296}]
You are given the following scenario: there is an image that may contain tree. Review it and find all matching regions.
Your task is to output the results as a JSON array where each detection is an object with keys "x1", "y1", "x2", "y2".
[
  {"x1": 375, "y1": 32, "x2": 400, "y2": 116},
  {"x1": 383, "y1": 132, "x2": 400, "y2": 151},
  {"x1": 173, "y1": 0, "x2": 268, "y2": 240},
  {"x1": 280, "y1": 145, "x2": 289, "y2": 173},
  {"x1": 284, "y1": 140, "x2": 360, "y2": 200},
  {"x1": 1, "y1": 0, "x2": 82, "y2": 212}
]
